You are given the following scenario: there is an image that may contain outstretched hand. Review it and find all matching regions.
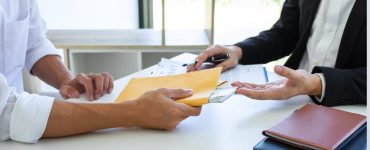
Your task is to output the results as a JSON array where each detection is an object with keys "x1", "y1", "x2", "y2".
[{"x1": 232, "y1": 65, "x2": 322, "y2": 100}]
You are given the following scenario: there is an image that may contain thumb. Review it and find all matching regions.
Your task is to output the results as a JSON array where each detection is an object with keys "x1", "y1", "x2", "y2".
[
  {"x1": 274, "y1": 65, "x2": 299, "y2": 81},
  {"x1": 215, "y1": 59, "x2": 237, "y2": 72},
  {"x1": 176, "y1": 103, "x2": 202, "y2": 116},
  {"x1": 60, "y1": 85, "x2": 80, "y2": 98},
  {"x1": 161, "y1": 88, "x2": 193, "y2": 100}
]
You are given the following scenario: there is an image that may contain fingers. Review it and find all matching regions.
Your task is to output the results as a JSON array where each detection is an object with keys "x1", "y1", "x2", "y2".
[
  {"x1": 101, "y1": 73, "x2": 109, "y2": 94},
  {"x1": 59, "y1": 85, "x2": 80, "y2": 99},
  {"x1": 187, "y1": 65, "x2": 196, "y2": 72},
  {"x1": 101, "y1": 72, "x2": 114, "y2": 94},
  {"x1": 194, "y1": 45, "x2": 229, "y2": 70},
  {"x1": 215, "y1": 51, "x2": 239, "y2": 72},
  {"x1": 231, "y1": 81, "x2": 266, "y2": 89},
  {"x1": 134, "y1": 88, "x2": 201, "y2": 130},
  {"x1": 236, "y1": 88, "x2": 268, "y2": 99},
  {"x1": 274, "y1": 65, "x2": 301, "y2": 81},
  {"x1": 215, "y1": 59, "x2": 237, "y2": 72},
  {"x1": 152, "y1": 88, "x2": 200, "y2": 116},
  {"x1": 68, "y1": 72, "x2": 113, "y2": 100},
  {"x1": 159, "y1": 88, "x2": 193, "y2": 99},
  {"x1": 108, "y1": 74, "x2": 114, "y2": 93},
  {"x1": 158, "y1": 88, "x2": 201, "y2": 116},
  {"x1": 92, "y1": 74, "x2": 104, "y2": 99},
  {"x1": 236, "y1": 88, "x2": 283, "y2": 100},
  {"x1": 176, "y1": 103, "x2": 202, "y2": 116},
  {"x1": 195, "y1": 52, "x2": 209, "y2": 70},
  {"x1": 231, "y1": 81, "x2": 250, "y2": 88},
  {"x1": 232, "y1": 81, "x2": 283, "y2": 99},
  {"x1": 75, "y1": 73, "x2": 95, "y2": 100},
  {"x1": 154, "y1": 88, "x2": 200, "y2": 116}
]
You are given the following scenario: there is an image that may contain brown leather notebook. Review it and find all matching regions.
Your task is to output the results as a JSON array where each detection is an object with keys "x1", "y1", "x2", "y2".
[{"x1": 263, "y1": 104, "x2": 366, "y2": 150}]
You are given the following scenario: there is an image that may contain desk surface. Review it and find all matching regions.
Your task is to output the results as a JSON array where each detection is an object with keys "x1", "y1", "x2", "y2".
[{"x1": 0, "y1": 53, "x2": 366, "y2": 150}]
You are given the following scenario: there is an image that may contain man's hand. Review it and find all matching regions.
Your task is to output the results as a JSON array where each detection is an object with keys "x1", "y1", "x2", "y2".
[
  {"x1": 44, "y1": 88, "x2": 202, "y2": 137},
  {"x1": 187, "y1": 45, "x2": 243, "y2": 72},
  {"x1": 31, "y1": 56, "x2": 114, "y2": 101},
  {"x1": 128, "y1": 88, "x2": 202, "y2": 130},
  {"x1": 59, "y1": 72, "x2": 114, "y2": 100},
  {"x1": 231, "y1": 65, "x2": 322, "y2": 100}
]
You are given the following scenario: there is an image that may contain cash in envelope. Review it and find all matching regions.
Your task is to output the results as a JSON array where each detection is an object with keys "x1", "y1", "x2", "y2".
[{"x1": 115, "y1": 67, "x2": 235, "y2": 106}]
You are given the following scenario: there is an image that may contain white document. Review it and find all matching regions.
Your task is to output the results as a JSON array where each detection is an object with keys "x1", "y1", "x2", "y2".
[
  {"x1": 151, "y1": 58, "x2": 187, "y2": 77},
  {"x1": 220, "y1": 64, "x2": 268, "y2": 86}
]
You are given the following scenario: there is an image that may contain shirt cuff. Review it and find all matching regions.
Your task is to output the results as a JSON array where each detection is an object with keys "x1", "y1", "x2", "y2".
[
  {"x1": 10, "y1": 92, "x2": 54, "y2": 143},
  {"x1": 314, "y1": 73, "x2": 326, "y2": 102},
  {"x1": 25, "y1": 39, "x2": 61, "y2": 73}
]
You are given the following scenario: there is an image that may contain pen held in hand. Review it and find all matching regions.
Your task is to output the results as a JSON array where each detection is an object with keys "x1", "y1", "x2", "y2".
[
  {"x1": 182, "y1": 53, "x2": 230, "y2": 67},
  {"x1": 182, "y1": 61, "x2": 197, "y2": 67}
]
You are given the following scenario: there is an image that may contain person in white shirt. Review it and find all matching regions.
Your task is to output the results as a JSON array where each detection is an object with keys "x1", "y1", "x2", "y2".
[
  {"x1": 0, "y1": 0, "x2": 201, "y2": 143},
  {"x1": 190, "y1": 0, "x2": 366, "y2": 106}
]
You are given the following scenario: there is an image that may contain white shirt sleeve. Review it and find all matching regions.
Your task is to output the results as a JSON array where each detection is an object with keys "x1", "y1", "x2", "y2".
[
  {"x1": 25, "y1": 0, "x2": 61, "y2": 72},
  {"x1": 314, "y1": 73, "x2": 326, "y2": 102},
  {"x1": 0, "y1": 74, "x2": 54, "y2": 143}
]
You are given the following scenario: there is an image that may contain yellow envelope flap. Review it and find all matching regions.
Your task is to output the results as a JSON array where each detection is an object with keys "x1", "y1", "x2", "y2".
[{"x1": 115, "y1": 67, "x2": 222, "y2": 106}]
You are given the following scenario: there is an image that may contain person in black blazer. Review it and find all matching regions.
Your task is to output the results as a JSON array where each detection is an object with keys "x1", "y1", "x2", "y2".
[{"x1": 189, "y1": 0, "x2": 366, "y2": 107}]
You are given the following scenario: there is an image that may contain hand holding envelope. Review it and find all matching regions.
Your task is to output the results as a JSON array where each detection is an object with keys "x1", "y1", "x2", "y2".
[{"x1": 115, "y1": 67, "x2": 235, "y2": 106}]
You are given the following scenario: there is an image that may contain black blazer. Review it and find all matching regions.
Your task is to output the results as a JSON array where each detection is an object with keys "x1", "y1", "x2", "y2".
[{"x1": 234, "y1": 0, "x2": 366, "y2": 106}]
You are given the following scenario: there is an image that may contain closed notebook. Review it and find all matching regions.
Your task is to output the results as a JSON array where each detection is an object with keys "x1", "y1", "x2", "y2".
[
  {"x1": 115, "y1": 67, "x2": 222, "y2": 106},
  {"x1": 254, "y1": 125, "x2": 366, "y2": 150},
  {"x1": 262, "y1": 104, "x2": 367, "y2": 150}
]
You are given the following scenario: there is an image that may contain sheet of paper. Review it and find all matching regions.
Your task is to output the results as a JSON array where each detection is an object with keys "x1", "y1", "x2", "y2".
[
  {"x1": 151, "y1": 58, "x2": 187, "y2": 76},
  {"x1": 115, "y1": 67, "x2": 222, "y2": 106},
  {"x1": 220, "y1": 64, "x2": 267, "y2": 86}
]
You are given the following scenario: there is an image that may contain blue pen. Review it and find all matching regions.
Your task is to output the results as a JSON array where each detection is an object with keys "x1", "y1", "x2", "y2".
[{"x1": 263, "y1": 67, "x2": 269, "y2": 83}]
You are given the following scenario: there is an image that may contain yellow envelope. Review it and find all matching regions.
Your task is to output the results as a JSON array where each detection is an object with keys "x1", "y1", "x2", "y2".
[{"x1": 115, "y1": 67, "x2": 222, "y2": 106}]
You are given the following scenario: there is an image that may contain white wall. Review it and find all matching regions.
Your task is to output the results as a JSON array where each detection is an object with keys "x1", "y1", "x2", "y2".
[
  {"x1": 23, "y1": 0, "x2": 140, "y2": 93},
  {"x1": 70, "y1": 52, "x2": 141, "y2": 79},
  {"x1": 37, "y1": 0, "x2": 139, "y2": 29}
]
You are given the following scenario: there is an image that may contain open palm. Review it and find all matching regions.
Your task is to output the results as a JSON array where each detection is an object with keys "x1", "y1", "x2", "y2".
[{"x1": 231, "y1": 65, "x2": 322, "y2": 100}]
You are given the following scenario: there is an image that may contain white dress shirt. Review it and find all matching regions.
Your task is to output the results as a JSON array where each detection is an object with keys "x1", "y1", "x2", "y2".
[
  {"x1": 0, "y1": 0, "x2": 59, "y2": 143},
  {"x1": 298, "y1": 0, "x2": 356, "y2": 101},
  {"x1": 0, "y1": 74, "x2": 53, "y2": 143},
  {"x1": 0, "y1": 0, "x2": 60, "y2": 92}
]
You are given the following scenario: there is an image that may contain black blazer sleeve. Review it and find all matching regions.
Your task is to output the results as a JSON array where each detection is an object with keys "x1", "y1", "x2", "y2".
[
  {"x1": 310, "y1": 67, "x2": 367, "y2": 106},
  {"x1": 234, "y1": 0, "x2": 300, "y2": 65}
]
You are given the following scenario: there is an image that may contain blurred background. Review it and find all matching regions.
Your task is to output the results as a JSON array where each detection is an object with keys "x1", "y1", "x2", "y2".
[{"x1": 24, "y1": 0, "x2": 286, "y2": 93}]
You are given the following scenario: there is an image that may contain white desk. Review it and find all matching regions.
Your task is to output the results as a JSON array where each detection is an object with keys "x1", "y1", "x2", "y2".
[{"x1": 0, "y1": 53, "x2": 366, "y2": 150}]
